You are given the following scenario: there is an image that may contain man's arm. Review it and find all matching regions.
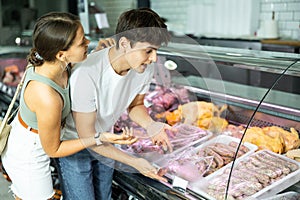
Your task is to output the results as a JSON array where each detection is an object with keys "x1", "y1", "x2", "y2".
[
  {"x1": 128, "y1": 94, "x2": 174, "y2": 152},
  {"x1": 127, "y1": 94, "x2": 153, "y2": 128},
  {"x1": 72, "y1": 110, "x2": 167, "y2": 182},
  {"x1": 89, "y1": 143, "x2": 166, "y2": 182}
]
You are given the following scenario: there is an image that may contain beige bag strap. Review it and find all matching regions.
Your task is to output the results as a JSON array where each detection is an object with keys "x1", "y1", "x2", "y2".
[{"x1": 0, "y1": 68, "x2": 28, "y2": 133}]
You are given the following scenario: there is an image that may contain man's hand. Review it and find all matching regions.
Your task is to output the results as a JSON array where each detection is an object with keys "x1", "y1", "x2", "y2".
[
  {"x1": 94, "y1": 38, "x2": 116, "y2": 51},
  {"x1": 100, "y1": 127, "x2": 138, "y2": 145},
  {"x1": 134, "y1": 158, "x2": 167, "y2": 182},
  {"x1": 146, "y1": 121, "x2": 177, "y2": 152}
]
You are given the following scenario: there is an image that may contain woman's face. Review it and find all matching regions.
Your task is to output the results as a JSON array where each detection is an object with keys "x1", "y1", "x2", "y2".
[{"x1": 65, "y1": 24, "x2": 90, "y2": 64}]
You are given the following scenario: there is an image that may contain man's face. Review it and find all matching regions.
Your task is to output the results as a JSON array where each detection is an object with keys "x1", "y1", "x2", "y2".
[{"x1": 125, "y1": 42, "x2": 160, "y2": 73}]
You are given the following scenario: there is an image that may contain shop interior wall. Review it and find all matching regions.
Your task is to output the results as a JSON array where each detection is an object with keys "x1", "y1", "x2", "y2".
[
  {"x1": 0, "y1": 0, "x2": 299, "y2": 46},
  {"x1": 96, "y1": 0, "x2": 299, "y2": 40}
]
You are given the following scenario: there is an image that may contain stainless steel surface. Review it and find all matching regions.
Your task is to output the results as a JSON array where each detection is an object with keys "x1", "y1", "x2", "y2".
[
  {"x1": 184, "y1": 85, "x2": 300, "y2": 125},
  {"x1": 197, "y1": 38, "x2": 262, "y2": 50},
  {"x1": 225, "y1": 105, "x2": 300, "y2": 131},
  {"x1": 159, "y1": 43, "x2": 300, "y2": 77}
]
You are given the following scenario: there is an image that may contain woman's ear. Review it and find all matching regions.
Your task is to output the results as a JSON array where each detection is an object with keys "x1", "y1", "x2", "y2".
[{"x1": 56, "y1": 51, "x2": 66, "y2": 62}]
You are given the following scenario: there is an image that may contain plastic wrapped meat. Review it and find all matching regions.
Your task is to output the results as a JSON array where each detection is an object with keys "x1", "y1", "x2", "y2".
[
  {"x1": 145, "y1": 85, "x2": 191, "y2": 112},
  {"x1": 127, "y1": 139, "x2": 165, "y2": 154},
  {"x1": 113, "y1": 85, "x2": 191, "y2": 132},
  {"x1": 168, "y1": 123, "x2": 209, "y2": 149},
  {"x1": 122, "y1": 123, "x2": 210, "y2": 155}
]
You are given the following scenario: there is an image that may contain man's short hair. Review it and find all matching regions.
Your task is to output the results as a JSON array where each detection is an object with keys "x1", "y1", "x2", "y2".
[{"x1": 115, "y1": 8, "x2": 170, "y2": 48}]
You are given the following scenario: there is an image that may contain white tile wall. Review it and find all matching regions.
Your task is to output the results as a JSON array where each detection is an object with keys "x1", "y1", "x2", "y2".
[
  {"x1": 278, "y1": 12, "x2": 293, "y2": 20},
  {"x1": 295, "y1": 12, "x2": 300, "y2": 20},
  {"x1": 259, "y1": 0, "x2": 300, "y2": 39},
  {"x1": 96, "y1": 0, "x2": 300, "y2": 40},
  {"x1": 93, "y1": 0, "x2": 135, "y2": 36}
]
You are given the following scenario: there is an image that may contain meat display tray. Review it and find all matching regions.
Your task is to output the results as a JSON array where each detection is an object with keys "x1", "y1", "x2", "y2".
[
  {"x1": 190, "y1": 150, "x2": 300, "y2": 200},
  {"x1": 261, "y1": 191, "x2": 300, "y2": 200},
  {"x1": 119, "y1": 125, "x2": 213, "y2": 164},
  {"x1": 155, "y1": 135, "x2": 257, "y2": 183}
]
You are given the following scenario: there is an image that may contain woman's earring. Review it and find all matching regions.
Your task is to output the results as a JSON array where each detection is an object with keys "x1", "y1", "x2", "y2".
[{"x1": 60, "y1": 61, "x2": 68, "y2": 71}]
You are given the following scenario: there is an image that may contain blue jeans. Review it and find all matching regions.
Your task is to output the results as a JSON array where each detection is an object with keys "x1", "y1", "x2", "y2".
[{"x1": 57, "y1": 149, "x2": 114, "y2": 200}]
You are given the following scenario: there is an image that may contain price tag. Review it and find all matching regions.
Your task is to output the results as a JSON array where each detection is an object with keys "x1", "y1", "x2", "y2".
[{"x1": 172, "y1": 176, "x2": 188, "y2": 193}]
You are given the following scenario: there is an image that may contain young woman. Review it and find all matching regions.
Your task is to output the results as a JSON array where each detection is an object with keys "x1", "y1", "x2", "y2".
[{"x1": 1, "y1": 12, "x2": 137, "y2": 200}]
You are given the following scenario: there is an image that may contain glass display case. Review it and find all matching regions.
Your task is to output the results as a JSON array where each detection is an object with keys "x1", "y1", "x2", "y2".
[
  {"x1": 0, "y1": 46, "x2": 29, "y2": 118},
  {"x1": 1, "y1": 41, "x2": 300, "y2": 199},
  {"x1": 112, "y1": 41, "x2": 300, "y2": 200},
  {"x1": 160, "y1": 42, "x2": 300, "y2": 127}
]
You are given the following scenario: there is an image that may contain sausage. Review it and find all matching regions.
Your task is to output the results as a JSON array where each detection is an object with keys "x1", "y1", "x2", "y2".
[
  {"x1": 224, "y1": 168, "x2": 259, "y2": 184},
  {"x1": 204, "y1": 147, "x2": 224, "y2": 168},
  {"x1": 196, "y1": 159, "x2": 208, "y2": 175},
  {"x1": 228, "y1": 141, "x2": 249, "y2": 153},
  {"x1": 260, "y1": 151, "x2": 299, "y2": 172},
  {"x1": 211, "y1": 143, "x2": 236, "y2": 157},
  {"x1": 245, "y1": 160, "x2": 278, "y2": 179},
  {"x1": 252, "y1": 154, "x2": 287, "y2": 176},
  {"x1": 238, "y1": 165, "x2": 270, "y2": 186},
  {"x1": 222, "y1": 156, "x2": 233, "y2": 165},
  {"x1": 209, "y1": 145, "x2": 237, "y2": 158}
]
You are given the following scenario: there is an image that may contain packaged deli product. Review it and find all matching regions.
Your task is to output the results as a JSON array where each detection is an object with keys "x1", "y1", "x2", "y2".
[{"x1": 190, "y1": 150, "x2": 300, "y2": 200}]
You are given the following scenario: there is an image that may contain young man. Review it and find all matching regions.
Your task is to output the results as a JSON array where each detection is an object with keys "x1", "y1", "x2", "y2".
[{"x1": 58, "y1": 8, "x2": 174, "y2": 199}]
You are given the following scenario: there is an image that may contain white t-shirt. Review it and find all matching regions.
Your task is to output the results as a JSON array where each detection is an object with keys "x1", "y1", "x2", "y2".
[{"x1": 61, "y1": 47, "x2": 154, "y2": 140}]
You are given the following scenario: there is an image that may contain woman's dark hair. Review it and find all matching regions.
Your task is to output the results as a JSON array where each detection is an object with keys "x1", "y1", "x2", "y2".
[
  {"x1": 27, "y1": 12, "x2": 81, "y2": 66},
  {"x1": 115, "y1": 8, "x2": 170, "y2": 49}
]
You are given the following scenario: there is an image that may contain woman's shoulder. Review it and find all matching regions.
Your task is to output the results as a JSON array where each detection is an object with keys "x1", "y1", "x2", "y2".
[{"x1": 24, "y1": 79, "x2": 62, "y2": 111}]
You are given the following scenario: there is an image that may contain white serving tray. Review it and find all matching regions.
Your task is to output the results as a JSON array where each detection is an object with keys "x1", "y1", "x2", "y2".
[
  {"x1": 156, "y1": 134, "x2": 257, "y2": 183},
  {"x1": 190, "y1": 150, "x2": 300, "y2": 200},
  {"x1": 261, "y1": 191, "x2": 300, "y2": 200},
  {"x1": 202, "y1": 134, "x2": 258, "y2": 177}
]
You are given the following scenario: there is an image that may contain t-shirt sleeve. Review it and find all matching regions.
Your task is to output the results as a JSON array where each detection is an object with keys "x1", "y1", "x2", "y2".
[{"x1": 70, "y1": 66, "x2": 97, "y2": 112}]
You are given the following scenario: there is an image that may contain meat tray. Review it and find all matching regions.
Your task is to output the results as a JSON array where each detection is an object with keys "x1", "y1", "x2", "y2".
[
  {"x1": 190, "y1": 150, "x2": 300, "y2": 200},
  {"x1": 196, "y1": 134, "x2": 258, "y2": 164},
  {"x1": 261, "y1": 191, "x2": 300, "y2": 200},
  {"x1": 119, "y1": 124, "x2": 213, "y2": 164},
  {"x1": 155, "y1": 134, "x2": 257, "y2": 183}
]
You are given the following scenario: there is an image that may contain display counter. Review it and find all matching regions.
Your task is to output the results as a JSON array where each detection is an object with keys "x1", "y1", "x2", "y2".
[
  {"x1": 112, "y1": 42, "x2": 300, "y2": 200},
  {"x1": 1, "y1": 43, "x2": 300, "y2": 199}
]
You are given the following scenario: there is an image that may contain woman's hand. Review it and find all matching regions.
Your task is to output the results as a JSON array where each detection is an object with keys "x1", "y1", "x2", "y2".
[
  {"x1": 134, "y1": 158, "x2": 167, "y2": 182},
  {"x1": 100, "y1": 127, "x2": 137, "y2": 145},
  {"x1": 93, "y1": 38, "x2": 116, "y2": 52}
]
